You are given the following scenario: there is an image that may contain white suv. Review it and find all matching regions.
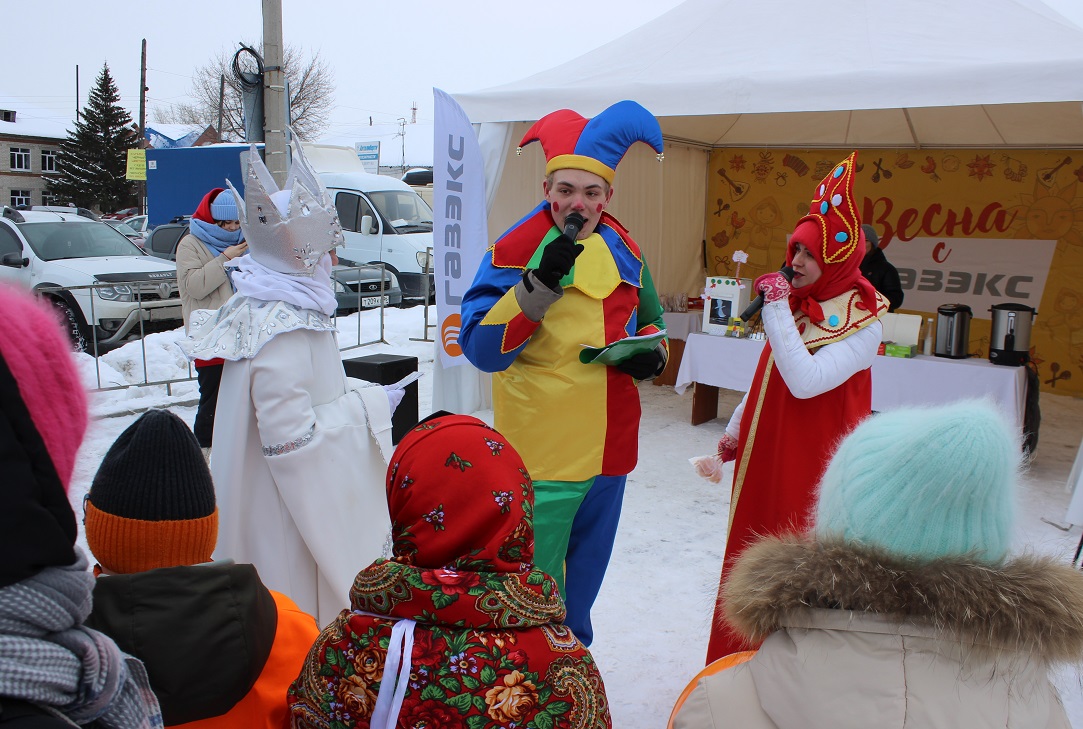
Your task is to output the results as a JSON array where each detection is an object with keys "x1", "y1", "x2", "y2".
[{"x1": 0, "y1": 207, "x2": 183, "y2": 352}]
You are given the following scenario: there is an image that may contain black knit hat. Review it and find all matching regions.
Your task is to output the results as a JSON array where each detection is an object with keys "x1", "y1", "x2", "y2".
[
  {"x1": 861, "y1": 223, "x2": 880, "y2": 247},
  {"x1": 85, "y1": 409, "x2": 218, "y2": 573}
]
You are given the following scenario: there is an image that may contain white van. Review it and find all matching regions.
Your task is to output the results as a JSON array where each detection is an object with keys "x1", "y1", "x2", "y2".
[{"x1": 303, "y1": 144, "x2": 434, "y2": 299}]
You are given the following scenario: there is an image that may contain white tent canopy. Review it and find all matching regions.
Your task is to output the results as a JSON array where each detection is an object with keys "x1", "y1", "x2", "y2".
[
  {"x1": 456, "y1": 0, "x2": 1083, "y2": 149},
  {"x1": 433, "y1": 0, "x2": 1083, "y2": 413}
]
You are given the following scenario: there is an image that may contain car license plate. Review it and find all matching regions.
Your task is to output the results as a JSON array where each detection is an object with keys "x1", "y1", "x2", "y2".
[{"x1": 362, "y1": 295, "x2": 390, "y2": 307}]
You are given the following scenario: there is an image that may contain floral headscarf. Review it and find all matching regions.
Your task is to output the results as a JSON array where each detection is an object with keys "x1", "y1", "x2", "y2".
[
  {"x1": 288, "y1": 415, "x2": 611, "y2": 729},
  {"x1": 786, "y1": 152, "x2": 879, "y2": 323}
]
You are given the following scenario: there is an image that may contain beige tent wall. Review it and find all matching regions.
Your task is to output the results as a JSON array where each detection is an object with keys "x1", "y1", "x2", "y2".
[
  {"x1": 486, "y1": 124, "x2": 709, "y2": 302},
  {"x1": 705, "y1": 146, "x2": 1083, "y2": 397}
]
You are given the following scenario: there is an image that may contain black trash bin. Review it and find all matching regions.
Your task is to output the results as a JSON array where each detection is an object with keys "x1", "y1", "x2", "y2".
[{"x1": 342, "y1": 353, "x2": 419, "y2": 444}]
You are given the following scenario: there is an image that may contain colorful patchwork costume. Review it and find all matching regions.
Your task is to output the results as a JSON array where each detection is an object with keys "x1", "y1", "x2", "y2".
[
  {"x1": 705, "y1": 153, "x2": 888, "y2": 662},
  {"x1": 459, "y1": 101, "x2": 668, "y2": 645}
]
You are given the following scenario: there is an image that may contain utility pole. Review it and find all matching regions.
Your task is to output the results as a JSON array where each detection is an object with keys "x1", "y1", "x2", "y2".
[
  {"x1": 217, "y1": 74, "x2": 225, "y2": 140},
  {"x1": 139, "y1": 39, "x2": 148, "y2": 213},
  {"x1": 75, "y1": 65, "x2": 80, "y2": 121},
  {"x1": 262, "y1": 0, "x2": 287, "y2": 185},
  {"x1": 398, "y1": 117, "x2": 407, "y2": 175}
]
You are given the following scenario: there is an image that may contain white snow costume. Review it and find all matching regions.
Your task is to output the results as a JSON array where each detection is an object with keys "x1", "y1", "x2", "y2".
[{"x1": 179, "y1": 139, "x2": 393, "y2": 627}]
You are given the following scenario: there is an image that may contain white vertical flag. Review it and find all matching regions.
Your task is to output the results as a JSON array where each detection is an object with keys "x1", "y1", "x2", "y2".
[{"x1": 433, "y1": 88, "x2": 487, "y2": 368}]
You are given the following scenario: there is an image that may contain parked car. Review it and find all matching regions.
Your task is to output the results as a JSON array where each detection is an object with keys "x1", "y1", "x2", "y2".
[
  {"x1": 145, "y1": 222, "x2": 402, "y2": 313},
  {"x1": 104, "y1": 219, "x2": 148, "y2": 249},
  {"x1": 0, "y1": 206, "x2": 182, "y2": 352},
  {"x1": 102, "y1": 207, "x2": 140, "y2": 220},
  {"x1": 123, "y1": 214, "x2": 152, "y2": 236}
]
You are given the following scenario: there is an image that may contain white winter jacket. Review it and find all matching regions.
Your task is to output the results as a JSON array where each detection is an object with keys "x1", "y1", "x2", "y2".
[{"x1": 673, "y1": 536, "x2": 1083, "y2": 729}]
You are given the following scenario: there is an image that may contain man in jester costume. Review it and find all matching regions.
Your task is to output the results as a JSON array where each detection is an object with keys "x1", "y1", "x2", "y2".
[
  {"x1": 694, "y1": 152, "x2": 889, "y2": 663},
  {"x1": 459, "y1": 100, "x2": 669, "y2": 645}
]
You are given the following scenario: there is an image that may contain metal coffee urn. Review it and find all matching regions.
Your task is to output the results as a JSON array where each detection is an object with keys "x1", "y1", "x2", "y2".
[
  {"x1": 934, "y1": 304, "x2": 972, "y2": 359},
  {"x1": 988, "y1": 303, "x2": 1036, "y2": 366}
]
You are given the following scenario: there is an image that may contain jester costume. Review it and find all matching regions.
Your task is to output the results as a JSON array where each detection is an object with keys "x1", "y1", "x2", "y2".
[
  {"x1": 287, "y1": 414, "x2": 611, "y2": 729},
  {"x1": 459, "y1": 102, "x2": 668, "y2": 646},
  {"x1": 706, "y1": 153, "x2": 888, "y2": 663}
]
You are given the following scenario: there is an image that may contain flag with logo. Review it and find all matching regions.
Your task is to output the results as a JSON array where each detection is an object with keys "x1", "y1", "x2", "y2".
[{"x1": 433, "y1": 88, "x2": 487, "y2": 367}]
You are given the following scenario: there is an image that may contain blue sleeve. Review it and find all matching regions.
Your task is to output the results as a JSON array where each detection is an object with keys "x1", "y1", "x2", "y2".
[{"x1": 459, "y1": 251, "x2": 533, "y2": 373}]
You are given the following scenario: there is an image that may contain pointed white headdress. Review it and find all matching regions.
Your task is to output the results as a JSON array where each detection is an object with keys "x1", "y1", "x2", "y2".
[{"x1": 226, "y1": 136, "x2": 344, "y2": 277}]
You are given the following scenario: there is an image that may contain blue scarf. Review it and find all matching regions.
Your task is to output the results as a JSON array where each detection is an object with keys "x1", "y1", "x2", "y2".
[{"x1": 189, "y1": 217, "x2": 243, "y2": 255}]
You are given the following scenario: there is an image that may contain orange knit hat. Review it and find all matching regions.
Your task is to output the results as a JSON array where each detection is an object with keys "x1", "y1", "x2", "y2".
[{"x1": 85, "y1": 409, "x2": 218, "y2": 574}]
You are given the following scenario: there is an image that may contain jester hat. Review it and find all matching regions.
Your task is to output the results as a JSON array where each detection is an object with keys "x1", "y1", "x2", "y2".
[
  {"x1": 518, "y1": 100, "x2": 664, "y2": 184},
  {"x1": 787, "y1": 151, "x2": 879, "y2": 316}
]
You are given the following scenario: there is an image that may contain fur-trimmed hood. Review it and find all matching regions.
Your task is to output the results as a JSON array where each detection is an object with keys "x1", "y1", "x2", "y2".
[{"x1": 724, "y1": 535, "x2": 1083, "y2": 663}]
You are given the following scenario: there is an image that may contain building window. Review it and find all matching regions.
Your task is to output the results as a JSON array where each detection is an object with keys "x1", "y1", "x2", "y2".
[
  {"x1": 10, "y1": 190, "x2": 31, "y2": 207},
  {"x1": 41, "y1": 191, "x2": 60, "y2": 206},
  {"x1": 9, "y1": 148, "x2": 30, "y2": 171},
  {"x1": 41, "y1": 149, "x2": 57, "y2": 173}
]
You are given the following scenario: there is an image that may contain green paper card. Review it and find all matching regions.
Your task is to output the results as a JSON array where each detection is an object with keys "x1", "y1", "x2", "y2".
[{"x1": 579, "y1": 331, "x2": 668, "y2": 366}]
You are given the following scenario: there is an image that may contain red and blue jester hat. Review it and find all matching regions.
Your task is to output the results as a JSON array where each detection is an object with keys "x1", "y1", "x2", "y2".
[{"x1": 516, "y1": 100, "x2": 665, "y2": 184}]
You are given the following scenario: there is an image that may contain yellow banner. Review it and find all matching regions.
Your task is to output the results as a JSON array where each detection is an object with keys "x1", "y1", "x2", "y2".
[
  {"x1": 125, "y1": 149, "x2": 147, "y2": 181},
  {"x1": 706, "y1": 148, "x2": 1083, "y2": 396}
]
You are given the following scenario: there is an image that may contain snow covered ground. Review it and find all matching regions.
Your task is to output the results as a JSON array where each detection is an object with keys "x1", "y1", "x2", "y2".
[{"x1": 67, "y1": 304, "x2": 1083, "y2": 728}]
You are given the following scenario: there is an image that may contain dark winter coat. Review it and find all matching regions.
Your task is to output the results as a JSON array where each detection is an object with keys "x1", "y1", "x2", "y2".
[
  {"x1": 860, "y1": 246, "x2": 904, "y2": 312},
  {"x1": 673, "y1": 535, "x2": 1083, "y2": 729},
  {"x1": 84, "y1": 562, "x2": 318, "y2": 728}
]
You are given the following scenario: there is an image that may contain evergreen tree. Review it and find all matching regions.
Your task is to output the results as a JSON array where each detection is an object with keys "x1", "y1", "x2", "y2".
[{"x1": 48, "y1": 63, "x2": 139, "y2": 213}]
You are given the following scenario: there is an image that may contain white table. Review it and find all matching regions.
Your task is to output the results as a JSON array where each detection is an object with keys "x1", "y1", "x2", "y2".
[
  {"x1": 674, "y1": 332, "x2": 1029, "y2": 431},
  {"x1": 654, "y1": 311, "x2": 705, "y2": 387},
  {"x1": 662, "y1": 311, "x2": 703, "y2": 341}
]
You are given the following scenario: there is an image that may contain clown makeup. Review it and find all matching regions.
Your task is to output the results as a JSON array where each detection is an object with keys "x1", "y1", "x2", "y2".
[
  {"x1": 791, "y1": 242, "x2": 823, "y2": 289},
  {"x1": 543, "y1": 169, "x2": 613, "y2": 240}
]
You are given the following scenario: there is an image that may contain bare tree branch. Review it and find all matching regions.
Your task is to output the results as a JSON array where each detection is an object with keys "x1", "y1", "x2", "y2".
[{"x1": 149, "y1": 43, "x2": 334, "y2": 141}]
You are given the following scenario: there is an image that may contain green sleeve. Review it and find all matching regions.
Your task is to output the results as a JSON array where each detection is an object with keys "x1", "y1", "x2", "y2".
[{"x1": 636, "y1": 263, "x2": 668, "y2": 339}]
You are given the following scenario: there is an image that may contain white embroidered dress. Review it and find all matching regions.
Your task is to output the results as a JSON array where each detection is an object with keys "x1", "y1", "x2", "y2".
[{"x1": 180, "y1": 296, "x2": 393, "y2": 626}]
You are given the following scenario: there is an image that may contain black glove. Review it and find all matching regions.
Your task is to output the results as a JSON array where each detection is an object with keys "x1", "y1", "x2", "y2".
[
  {"x1": 533, "y1": 235, "x2": 584, "y2": 290},
  {"x1": 616, "y1": 349, "x2": 666, "y2": 380}
]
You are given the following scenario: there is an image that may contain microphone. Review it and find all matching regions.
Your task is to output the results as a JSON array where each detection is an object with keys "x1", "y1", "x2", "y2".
[
  {"x1": 740, "y1": 266, "x2": 796, "y2": 321},
  {"x1": 562, "y1": 211, "x2": 587, "y2": 242}
]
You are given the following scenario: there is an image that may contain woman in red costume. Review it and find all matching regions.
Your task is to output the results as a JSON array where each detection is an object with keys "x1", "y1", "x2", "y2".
[{"x1": 695, "y1": 152, "x2": 889, "y2": 663}]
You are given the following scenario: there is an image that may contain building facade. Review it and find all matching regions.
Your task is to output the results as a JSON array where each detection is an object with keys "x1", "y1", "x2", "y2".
[{"x1": 0, "y1": 106, "x2": 65, "y2": 209}]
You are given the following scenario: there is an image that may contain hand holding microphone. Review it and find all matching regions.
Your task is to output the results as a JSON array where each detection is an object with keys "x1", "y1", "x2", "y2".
[
  {"x1": 740, "y1": 266, "x2": 796, "y2": 321},
  {"x1": 534, "y1": 212, "x2": 587, "y2": 290}
]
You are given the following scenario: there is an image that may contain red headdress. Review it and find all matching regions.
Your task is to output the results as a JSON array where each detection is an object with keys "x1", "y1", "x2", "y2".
[
  {"x1": 786, "y1": 151, "x2": 879, "y2": 321},
  {"x1": 288, "y1": 415, "x2": 612, "y2": 728}
]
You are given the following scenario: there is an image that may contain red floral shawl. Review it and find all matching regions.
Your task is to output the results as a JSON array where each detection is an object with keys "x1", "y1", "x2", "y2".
[{"x1": 288, "y1": 415, "x2": 611, "y2": 729}]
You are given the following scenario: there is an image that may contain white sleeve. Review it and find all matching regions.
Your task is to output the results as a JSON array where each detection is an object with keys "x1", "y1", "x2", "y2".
[
  {"x1": 725, "y1": 392, "x2": 747, "y2": 440},
  {"x1": 761, "y1": 299, "x2": 882, "y2": 400}
]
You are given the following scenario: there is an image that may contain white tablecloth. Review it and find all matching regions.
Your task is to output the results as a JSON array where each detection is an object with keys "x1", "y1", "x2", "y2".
[
  {"x1": 662, "y1": 311, "x2": 703, "y2": 341},
  {"x1": 674, "y1": 332, "x2": 1029, "y2": 432}
]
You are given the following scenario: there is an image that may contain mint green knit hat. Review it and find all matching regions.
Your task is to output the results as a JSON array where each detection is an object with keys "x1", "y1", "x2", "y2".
[{"x1": 814, "y1": 400, "x2": 1018, "y2": 564}]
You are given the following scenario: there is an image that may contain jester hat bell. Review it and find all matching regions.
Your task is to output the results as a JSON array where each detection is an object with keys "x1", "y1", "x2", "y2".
[
  {"x1": 517, "y1": 100, "x2": 664, "y2": 185},
  {"x1": 793, "y1": 151, "x2": 863, "y2": 267}
]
